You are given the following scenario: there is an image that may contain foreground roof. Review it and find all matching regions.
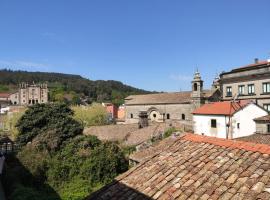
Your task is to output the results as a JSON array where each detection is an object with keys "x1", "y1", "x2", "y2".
[
  {"x1": 125, "y1": 90, "x2": 215, "y2": 105},
  {"x1": 88, "y1": 133, "x2": 270, "y2": 200},
  {"x1": 192, "y1": 100, "x2": 250, "y2": 116}
]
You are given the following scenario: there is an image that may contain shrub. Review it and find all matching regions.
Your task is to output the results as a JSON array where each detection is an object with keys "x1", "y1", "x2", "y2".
[{"x1": 72, "y1": 103, "x2": 108, "y2": 127}]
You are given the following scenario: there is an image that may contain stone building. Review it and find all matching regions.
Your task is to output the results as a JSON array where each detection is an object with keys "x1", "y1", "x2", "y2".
[
  {"x1": 220, "y1": 59, "x2": 270, "y2": 111},
  {"x1": 124, "y1": 71, "x2": 221, "y2": 124},
  {"x1": 9, "y1": 83, "x2": 48, "y2": 105},
  {"x1": 254, "y1": 115, "x2": 270, "y2": 134}
]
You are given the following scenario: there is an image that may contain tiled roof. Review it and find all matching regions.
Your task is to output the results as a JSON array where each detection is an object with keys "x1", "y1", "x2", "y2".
[
  {"x1": 254, "y1": 115, "x2": 270, "y2": 122},
  {"x1": 236, "y1": 134, "x2": 270, "y2": 146},
  {"x1": 0, "y1": 93, "x2": 10, "y2": 98},
  {"x1": 88, "y1": 133, "x2": 270, "y2": 200},
  {"x1": 125, "y1": 90, "x2": 216, "y2": 105},
  {"x1": 125, "y1": 92, "x2": 192, "y2": 105},
  {"x1": 220, "y1": 60, "x2": 270, "y2": 75},
  {"x1": 129, "y1": 135, "x2": 180, "y2": 163},
  {"x1": 231, "y1": 60, "x2": 270, "y2": 72},
  {"x1": 192, "y1": 100, "x2": 250, "y2": 116}
]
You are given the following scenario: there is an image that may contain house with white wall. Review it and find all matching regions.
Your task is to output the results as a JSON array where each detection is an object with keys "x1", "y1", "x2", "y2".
[{"x1": 192, "y1": 101, "x2": 268, "y2": 139}]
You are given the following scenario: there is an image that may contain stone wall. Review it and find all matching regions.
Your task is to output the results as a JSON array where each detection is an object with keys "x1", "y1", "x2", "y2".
[
  {"x1": 125, "y1": 103, "x2": 193, "y2": 124},
  {"x1": 256, "y1": 122, "x2": 270, "y2": 134}
]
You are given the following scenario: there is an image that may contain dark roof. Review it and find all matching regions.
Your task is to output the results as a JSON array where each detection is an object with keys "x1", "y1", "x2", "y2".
[
  {"x1": 125, "y1": 90, "x2": 216, "y2": 105},
  {"x1": 254, "y1": 115, "x2": 270, "y2": 122},
  {"x1": 221, "y1": 60, "x2": 270, "y2": 75},
  {"x1": 88, "y1": 133, "x2": 270, "y2": 200}
]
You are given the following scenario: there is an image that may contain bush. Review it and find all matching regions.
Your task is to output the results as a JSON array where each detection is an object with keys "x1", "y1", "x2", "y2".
[
  {"x1": 163, "y1": 127, "x2": 177, "y2": 138},
  {"x1": 72, "y1": 103, "x2": 108, "y2": 127}
]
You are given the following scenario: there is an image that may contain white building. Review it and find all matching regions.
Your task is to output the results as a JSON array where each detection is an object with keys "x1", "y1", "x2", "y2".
[{"x1": 192, "y1": 101, "x2": 268, "y2": 139}]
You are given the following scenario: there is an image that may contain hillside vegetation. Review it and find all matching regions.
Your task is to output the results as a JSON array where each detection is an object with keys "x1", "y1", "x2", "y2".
[{"x1": 0, "y1": 69, "x2": 150, "y2": 105}]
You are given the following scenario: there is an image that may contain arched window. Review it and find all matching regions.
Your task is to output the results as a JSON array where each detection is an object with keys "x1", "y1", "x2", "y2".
[
  {"x1": 194, "y1": 83, "x2": 198, "y2": 91},
  {"x1": 153, "y1": 114, "x2": 157, "y2": 118},
  {"x1": 130, "y1": 113, "x2": 133, "y2": 119},
  {"x1": 167, "y1": 113, "x2": 170, "y2": 120},
  {"x1": 182, "y1": 114, "x2": 185, "y2": 120}
]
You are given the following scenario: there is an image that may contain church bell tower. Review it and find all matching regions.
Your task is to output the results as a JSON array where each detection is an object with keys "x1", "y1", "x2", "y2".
[{"x1": 191, "y1": 70, "x2": 204, "y2": 108}]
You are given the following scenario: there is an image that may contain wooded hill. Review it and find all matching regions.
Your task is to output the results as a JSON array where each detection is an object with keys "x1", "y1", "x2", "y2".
[{"x1": 0, "y1": 69, "x2": 151, "y2": 105}]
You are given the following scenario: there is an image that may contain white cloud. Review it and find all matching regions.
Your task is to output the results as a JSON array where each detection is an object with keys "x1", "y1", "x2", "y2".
[{"x1": 169, "y1": 74, "x2": 192, "y2": 81}]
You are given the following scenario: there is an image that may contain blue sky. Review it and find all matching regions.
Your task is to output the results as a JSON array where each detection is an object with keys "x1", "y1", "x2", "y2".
[{"x1": 0, "y1": 0, "x2": 270, "y2": 92}]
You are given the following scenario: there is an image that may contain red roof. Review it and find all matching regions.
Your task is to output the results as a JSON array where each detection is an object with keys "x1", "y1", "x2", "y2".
[
  {"x1": 0, "y1": 93, "x2": 10, "y2": 98},
  {"x1": 192, "y1": 100, "x2": 250, "y2": 116},
  {"x1": 183, "y1": 133, "x2": 270, "y2": 154}
]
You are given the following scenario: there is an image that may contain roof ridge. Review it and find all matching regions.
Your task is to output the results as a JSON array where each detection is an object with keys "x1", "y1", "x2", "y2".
[{"x1": 183, "y1": 133, "x2": 270, "y2": 154}]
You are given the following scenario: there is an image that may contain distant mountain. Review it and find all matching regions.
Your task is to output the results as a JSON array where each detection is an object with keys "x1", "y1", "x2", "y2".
[{"x1": 0, "y1": 69, "x2": 151, "y2": 105}]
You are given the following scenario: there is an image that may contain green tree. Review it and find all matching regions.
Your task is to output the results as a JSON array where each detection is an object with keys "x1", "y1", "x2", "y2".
[{"x1": 16, "y1": 103, "x2": 83, "y2": 150}]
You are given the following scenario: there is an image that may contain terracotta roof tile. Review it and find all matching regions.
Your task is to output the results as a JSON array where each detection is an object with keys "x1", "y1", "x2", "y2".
[
  {"x1": 88, "y1": 133, "x2": 270, "y2": 199},
  {"x1": 192, "y1": 100, "x2": 251, "y2": 116},
  {"x1": 0, "y1": 93, "x2": 10, "y2": 98}
]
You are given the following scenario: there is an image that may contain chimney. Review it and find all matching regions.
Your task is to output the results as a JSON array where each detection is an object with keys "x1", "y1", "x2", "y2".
[{"x1": 254, "y1": 58, "x2": 259, "y2": 64}]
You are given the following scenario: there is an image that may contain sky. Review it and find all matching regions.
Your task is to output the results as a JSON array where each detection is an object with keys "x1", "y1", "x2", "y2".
[{"x1": 0, "y1": 0, "x2": 270, "y2": 92}]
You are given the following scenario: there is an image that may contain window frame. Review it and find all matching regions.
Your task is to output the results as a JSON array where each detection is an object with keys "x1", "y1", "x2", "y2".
[
  {"x1": 226, "y1": 86, "x2": 232, "y2": 97},
  {"x1": 248, "y1": 84, "x2": 255, "y2": 95},
  {"x1": 263, "y1": 104, "x2": 270, "y2": 112},
  {"x1": 211, "y1": 119, "x2": 217, "y2": 128},
  {"x1": 262, "y1": 82, "x2": 270, "y2": 94},
  {"x1": 238, "y1": 85, "x2": 245, "y2": 95}
]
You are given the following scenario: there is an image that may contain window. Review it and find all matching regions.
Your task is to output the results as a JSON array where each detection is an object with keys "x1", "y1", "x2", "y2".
[
  {"x1": 248, "y1": 84, "x2": 255, "y2": 94},
  {"x1": 238, "y1": 85, "x2": 245, "y2": 95},
  {"x1": 182, "y1": 114, "x2": 185, "y2": 120},
  {"x1": 130, "y1": 113, "x2": 133, "y2": 119},
  {"x1": 167, "y1": 114, "x2": 170, "y2": 120},
  {"x1": 211, "y1": 119, "x2": 217, "y2": 128},
  {"x1": 268, "y1": 124, "x2": 270, "y2": 133},
  {"x1": 153, "y1": 114, "x2": 156, "y2": 118},
  {"x1": 263, "y1": 83, "x2": 270, "y2": 94},
  {"x1": 237, "y1": 123, "x2": 240, "y2": 129},
  {"x1": 263, "y1": 104, "x2": 270, "y2": 111},
  {"x1": 194, "y1": 83, "x2": 198, "y2": 91},
  {"x1": 226, "y1": 86, "x2": 232, "y2": 97}
]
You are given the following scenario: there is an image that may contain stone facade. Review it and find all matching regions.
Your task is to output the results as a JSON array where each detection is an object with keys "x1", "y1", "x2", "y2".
[
  {"x1": 220, "y1": 59, "x2": 270, "y2": 111},
  {"x1": 125, "y1": 71, "x2": 220, "y2": 124},
  {"x1": 254, "y1": 115, "x2": 270, "y2": 134},
  {"x1": 9, "y1": 83, "x2": 48, "y2": 105}
]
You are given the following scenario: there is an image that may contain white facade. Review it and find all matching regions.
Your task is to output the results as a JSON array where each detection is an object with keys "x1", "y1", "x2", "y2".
[{"x1": 193, "y1": 104, "x2": 268, "y2": 139}]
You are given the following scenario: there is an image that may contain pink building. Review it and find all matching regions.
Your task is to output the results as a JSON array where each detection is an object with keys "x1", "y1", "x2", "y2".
[
  {"x1": 117, "y1": 105, "x2": 125, "y2": 120},
  {"x1": 103, "y1": 103, "x2": 118, "y2": 119}
]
